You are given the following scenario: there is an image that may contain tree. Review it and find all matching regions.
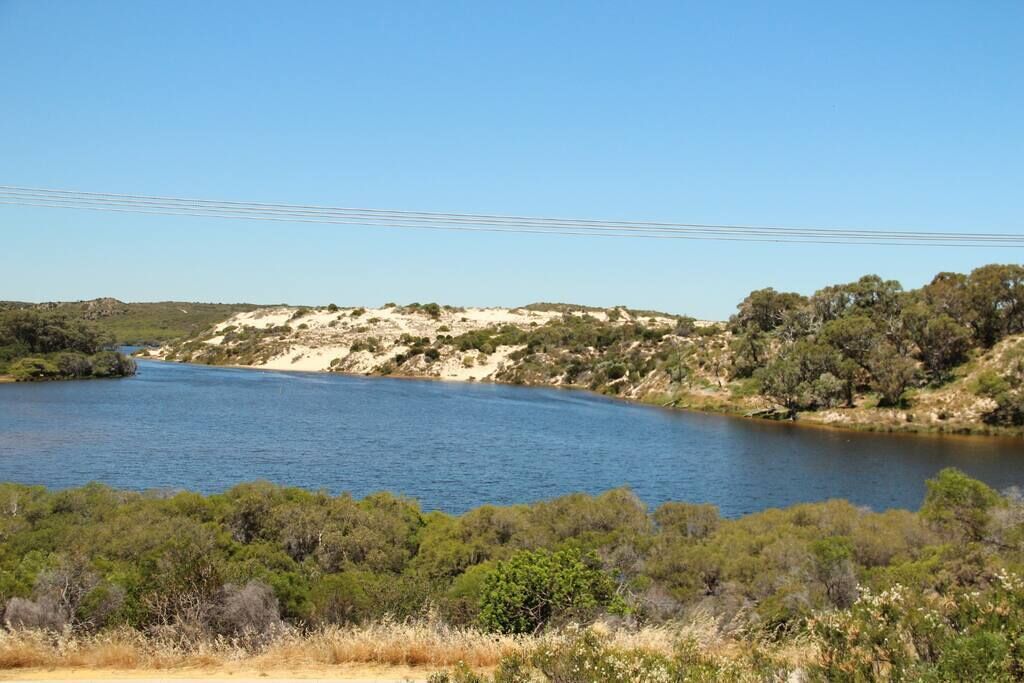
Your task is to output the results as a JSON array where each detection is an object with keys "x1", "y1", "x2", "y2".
[
  {"x1": 819, "y1": 315, "x2": 879, "y2": 370},
  {"x1": 757, "y1": 341, "x2": 846, "y2": 412},
  {"x1": 757, "y1": 355, "x2": 804, "y2": 412},
  {"x1": 906, "y1": 310, "x2": 972, "y2": 381},
  {"x1": 731, "y1": 288, "x2": 806, "y2": 333},
  {"x1": 965, "y1": 264, "x2": 1024, "y2": 346},
  {"x1": 920, "y1": 271, "x2": 972, "y2": 327},
  {"x1": 847, "y1": 275, "x2": 903, "y2": 320},
  {"x1": 867, "y1": 344, "x2": 918, "y2": 406},
  {"x1": 729, "y1": 328, "x2": 768, "y2": 378}
]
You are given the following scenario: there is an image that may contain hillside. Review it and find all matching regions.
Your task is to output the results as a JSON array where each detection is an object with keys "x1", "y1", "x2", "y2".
[
  {"x1": 0, "y1": 298, "x2": 264, "y2": 345},
  {"x1": 146, "y1": 264, "x2": 1024, "y2": 438}
]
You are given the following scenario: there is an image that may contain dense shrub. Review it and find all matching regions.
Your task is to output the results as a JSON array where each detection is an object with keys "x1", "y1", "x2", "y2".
[
  {"x1": 0, "y1": 468, "x2": 1021, "y2": 658},
  {"x1": 477, "y1": 549, "x2": 624, "y2": 634},
  {"x1": 0, "y1": 309, "x2": 135, "y2": 381}
]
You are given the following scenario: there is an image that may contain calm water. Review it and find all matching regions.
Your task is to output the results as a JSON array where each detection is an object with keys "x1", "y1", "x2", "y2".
[{"x1": 1, "y1": 359, "x2": 1022, "y2": 516}]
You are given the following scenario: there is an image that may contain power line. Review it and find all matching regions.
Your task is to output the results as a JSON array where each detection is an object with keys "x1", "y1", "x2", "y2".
[{"x1": 0, "y1": 184, "x2": 1020, "y2": 247}]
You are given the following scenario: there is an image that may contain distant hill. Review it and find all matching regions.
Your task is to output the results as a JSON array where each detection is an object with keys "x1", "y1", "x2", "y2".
[{"x1": 0, "y1": 298, "x2": 263, "y2": 345}]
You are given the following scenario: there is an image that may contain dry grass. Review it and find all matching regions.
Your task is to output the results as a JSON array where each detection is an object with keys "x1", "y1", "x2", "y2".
[
  {"x1": 254, "y1": 621, "x2": 523, "y2": 669},
  {"x1": 0, "y1": 616, "x2": 747, "y2": 674}
]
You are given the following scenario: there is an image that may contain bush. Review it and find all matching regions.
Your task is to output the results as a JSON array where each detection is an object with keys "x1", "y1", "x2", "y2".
[
  {"x1": 309, "y1": 572, "x2": 376, "y2": 624},
  {"x1": 3, "y1": 596, "x2": 67, "y2": 631},
  {"x1": 921, "y1": 468, "x2": 1001, "y2": 541},
  {"x1": 812, "y1": 573, "x2": 1024, "y2": 682},
  {"x1": 477, "y1": 549, "x2": 624, "y2": 634},
  {"x1": 212, "y1": 580, "x2": 282, "y2": 636},
  {"x1": 606, "y1": 363, "x2": 627, "y2": 381},
  {"x1": 350, "y1": 337, "x2": 381, "y2": 353},
  {"x1": 7, "y1": 356, "x2": 61, "y2": 381}
]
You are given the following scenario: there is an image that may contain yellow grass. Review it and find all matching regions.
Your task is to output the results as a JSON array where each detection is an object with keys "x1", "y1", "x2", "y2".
[{"x1": 0, "y1": 616, "x2": 743, "y2": 674}]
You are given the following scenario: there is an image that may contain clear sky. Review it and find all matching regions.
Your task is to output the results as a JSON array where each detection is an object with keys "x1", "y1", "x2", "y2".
[{"x1": 1, "y1": 1, "x2": 1021, "y2": 320}]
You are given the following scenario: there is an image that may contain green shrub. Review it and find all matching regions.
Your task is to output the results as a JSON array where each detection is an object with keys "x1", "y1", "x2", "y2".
[
  {"x1": 8, "y1": 356, "x2": 62, "y2": 380},
  {"x1": 921, "y1": 468, "x2": 1001, "y2": 541},
  {"x1": 478, "y1": 549, "x2": 624, "y2": 634}
]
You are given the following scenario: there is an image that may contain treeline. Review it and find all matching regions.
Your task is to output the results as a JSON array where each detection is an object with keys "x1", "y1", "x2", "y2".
[
  {"x1": 729, "y1": 264, "x2": 1024, "y2": 420},
  {"x1": 0, "y1": 309, "x2": 136, "y2": 381},
  {"x1": 399, "y1": 264, "x2": 1024, "y2": 428},
  {"x1": 2, "y1": 470, "x2": 1023, "y2": 678}
]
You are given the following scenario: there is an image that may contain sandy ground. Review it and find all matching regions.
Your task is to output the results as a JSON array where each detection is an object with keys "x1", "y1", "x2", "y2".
[
  {"x1": 150, "y1": 304, "x2": 699, "y2": 382},
  {"x1": 0, "y1": 665, "x2": 430, "y2": 682}
]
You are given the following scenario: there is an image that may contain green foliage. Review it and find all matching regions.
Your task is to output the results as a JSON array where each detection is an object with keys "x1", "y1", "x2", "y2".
[
  {"x1": 731, "y1": 288, "x2": 807, "y2": 332},
  {"x1": 812, "y1": 572, "x2": 1024, "y2": 682},
  {"x1": 728, "y1": 328, "x2": 768, "y2": 379},
  {"x1": 921, "y1": 468, "x2": 1001, "y2": 541},
  {"x1": 349, "y1": 336, "x2": 381, "y2": 353},
  {"x1": 432, "y1": 631, "x2": 788, "y2": 682},
  {"x1": 903, "y1": 306, "x2": 973, "y2": 381},
  {"x1": 1, "y1": 468, "x2": 1022, "y2": 659},
  {"x1": 478, "y1": 548, "x2": 624, "y2": 634},
  {"x1": 867, "y1": 344, "x2": 919, "y2": 406},
  {"x1": 4, "y1": 300, "x2": 264, "y2": 345},
  {"x1": 975, "y1": 349, "x2": 1024, "y2": 426},
  {"x1": 756, "y1": 341, "x2": 848, "y2": 411},
  {"x1": 0, "y1": 309, "x2": 136, "y2": 381}
]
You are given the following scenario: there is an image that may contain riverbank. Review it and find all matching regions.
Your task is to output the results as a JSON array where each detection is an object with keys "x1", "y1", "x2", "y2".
[{"x1": 143, "y1": 299, "x2": 1024, "y2": 441}]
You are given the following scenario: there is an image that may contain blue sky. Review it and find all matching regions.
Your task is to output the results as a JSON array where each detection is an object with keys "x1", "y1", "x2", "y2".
[{"x1": 1, "y1": 1, "x2": 1020, "y2": 319}]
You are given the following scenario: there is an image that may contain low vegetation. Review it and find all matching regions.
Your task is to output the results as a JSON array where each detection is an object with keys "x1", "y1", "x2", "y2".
[
  {"x1": 0, "y1": 298, "x2": 262, "y2": 345},
  {"x1": 2, "y1": 469, "x2": 1024, "y2": 679},
  {"x1": 0, "y1": 309, "x2": 135, "y2": 381}
]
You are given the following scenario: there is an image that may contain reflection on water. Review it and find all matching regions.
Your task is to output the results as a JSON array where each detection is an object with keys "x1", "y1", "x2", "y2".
[{"x1": 1, "y1": 359, "x2": 1022, "y2": 515}]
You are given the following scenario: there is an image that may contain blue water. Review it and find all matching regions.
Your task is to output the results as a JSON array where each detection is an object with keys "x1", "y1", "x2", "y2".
[{"x1": 0, "y1": 359, "x2": 1022, "y2": 516}]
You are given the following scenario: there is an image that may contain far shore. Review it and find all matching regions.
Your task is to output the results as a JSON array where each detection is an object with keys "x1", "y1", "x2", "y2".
[{"x1": 135, "y1": 355, "x2": 1024, "y2": 442}]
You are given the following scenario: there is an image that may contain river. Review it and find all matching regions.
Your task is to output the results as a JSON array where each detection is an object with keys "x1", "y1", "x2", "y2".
[{"x1": 1, "y1": 359, "x2": 1021, "y2": 515}]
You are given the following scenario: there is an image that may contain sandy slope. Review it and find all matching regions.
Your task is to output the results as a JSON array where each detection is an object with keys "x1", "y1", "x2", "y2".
[{"x1": 147, "y1": 304, "x2": 694, "y2": 381}]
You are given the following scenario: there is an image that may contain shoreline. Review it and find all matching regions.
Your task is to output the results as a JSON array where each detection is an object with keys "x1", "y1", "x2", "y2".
[{"x1": 137, "y1": 356, "x2": 1024, "y2": 442}]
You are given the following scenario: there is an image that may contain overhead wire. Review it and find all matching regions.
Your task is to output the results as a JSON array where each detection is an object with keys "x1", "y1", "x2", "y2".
[{"x1": 0, "y1": 185, "x2": 1020, "y2": 248}]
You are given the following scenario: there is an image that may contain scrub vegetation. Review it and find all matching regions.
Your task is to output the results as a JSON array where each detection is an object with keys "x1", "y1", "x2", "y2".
[
  {"x1": 0, "y1": 308, "x2": 135, "y2": 381},
  {"x1": 0, "y1": 298, "x2": 262, "y2": 345},
  {"x1": 2, "y1": 469, "x2": 1024, "y2": 680}
]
